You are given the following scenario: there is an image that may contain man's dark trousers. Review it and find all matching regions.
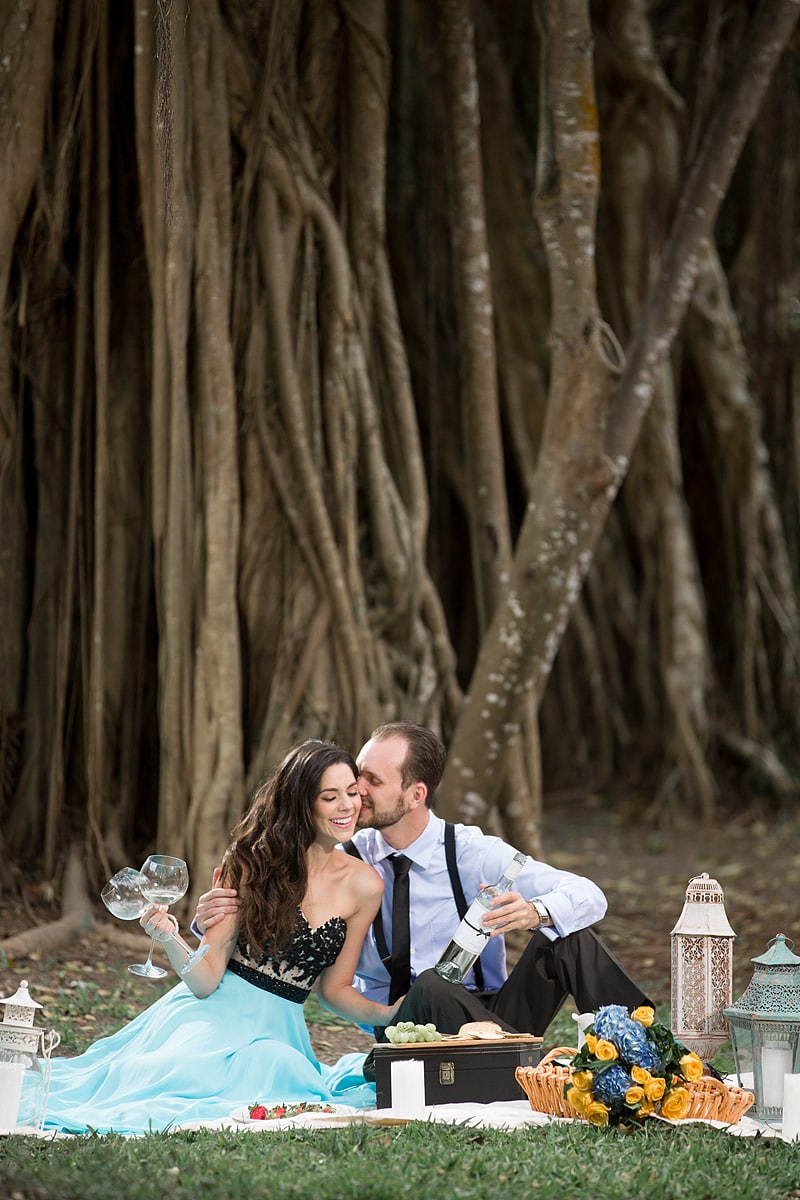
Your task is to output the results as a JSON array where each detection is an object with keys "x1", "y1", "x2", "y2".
[{"x1": 390, "y1": 928, "x2": 653, "y2": 1037}]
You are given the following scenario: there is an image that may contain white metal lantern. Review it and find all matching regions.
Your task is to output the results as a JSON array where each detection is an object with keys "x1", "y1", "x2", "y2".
[
  {"x1": 670, "y1": 873, "x2": 735, "y2": 1062},
  {"x1": 0, "y1": 979, "x2": 60, "y2": 1133},
  {"x1": 723, "y1": 934, "x2": 800, "y2": 1124}
]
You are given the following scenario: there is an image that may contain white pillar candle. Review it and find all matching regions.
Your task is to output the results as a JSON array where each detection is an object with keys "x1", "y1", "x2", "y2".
[
  {"x1": 782, "y1": 1074, "x2": 800, "y2": 1142},
  {"x1": 390, "y1": 1058, "x2": 426, "y2": 1118},
  {"x1": 761, "y1": 1046, "x2": 793, "y2": 1111},
  {"x1": 0, "y1": 1061, "x2": 25, "y2": 1133},
  {"x1": 571, "y1": 1012, "x2": 594, "y2": 1048}
]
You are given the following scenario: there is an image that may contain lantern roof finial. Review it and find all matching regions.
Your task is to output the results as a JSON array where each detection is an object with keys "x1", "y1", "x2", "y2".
[
  {"x1": 0, "y1": 979, "x2": 43, "y2": 1028},
  {"x1": 670, "y1": 872, "x2": 735, "y2": 938},
  {"x1": 725, "y1": 932, "x2": 800, "y2": 1023},
  {"x1": 751, "y1": 933, "x2": 800, "y2": 968}
]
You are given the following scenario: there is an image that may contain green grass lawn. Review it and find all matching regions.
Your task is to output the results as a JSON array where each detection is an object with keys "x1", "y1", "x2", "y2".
[
  {"x1": 2, "y1": 1119, "x2": 799, "y2": 1200},
  {"x1": 2, "y1": 967, "x2": 797, "y2": 1200}
]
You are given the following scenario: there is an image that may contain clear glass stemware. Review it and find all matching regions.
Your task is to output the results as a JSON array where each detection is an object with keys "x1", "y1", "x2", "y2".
[
  {"x1": 101, "y1": 859, "x2": 209, "y2": 979},
  {"x1": 129, "y1": 855, "x2": 188, "y2": 979}
]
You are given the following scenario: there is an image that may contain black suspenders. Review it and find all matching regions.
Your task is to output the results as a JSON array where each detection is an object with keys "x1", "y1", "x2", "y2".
[{"x1": 344, "y1": 822, "x2": 485, "y2": 991}]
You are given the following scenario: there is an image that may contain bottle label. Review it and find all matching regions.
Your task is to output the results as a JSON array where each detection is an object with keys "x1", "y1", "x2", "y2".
[{"x1": 452, "y1": 904, "x2": 491, "y2": 956}]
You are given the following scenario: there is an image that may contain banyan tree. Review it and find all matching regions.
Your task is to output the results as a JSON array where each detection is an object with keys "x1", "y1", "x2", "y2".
[{"x1": 1, "y1": 0, "x2": 798, "y2": 924}]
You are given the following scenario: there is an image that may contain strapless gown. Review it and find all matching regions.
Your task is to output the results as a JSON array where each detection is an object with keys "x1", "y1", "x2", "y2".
[{"x1": 20, "y1": 913, "x2": 375, "y2": 1134}]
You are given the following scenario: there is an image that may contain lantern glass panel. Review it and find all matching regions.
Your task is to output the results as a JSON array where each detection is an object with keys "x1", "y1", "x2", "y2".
[{"x1": 2, "y1": 1048, "x2": 48, "y2": 1131}]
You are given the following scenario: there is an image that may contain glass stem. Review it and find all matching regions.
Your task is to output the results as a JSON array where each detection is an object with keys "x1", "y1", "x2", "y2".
[{"x1": 142, "y1": 934, "x2": 158, "y2": 970}]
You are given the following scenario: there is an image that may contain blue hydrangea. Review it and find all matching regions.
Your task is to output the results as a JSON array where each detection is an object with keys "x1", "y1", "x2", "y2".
[
  {"x1": 591, "y1": 1064, "x2": 632, "y2": 1115},
  {"x1": 593, "y1": 1005, "x2": 663, "y2": 1072},
  {"x1": 617, "y1": 1024, "x2": 662, "y2": 1071},
  {"x1": 593, "y1": 1005, "x2": 633, "y2": 1040}
]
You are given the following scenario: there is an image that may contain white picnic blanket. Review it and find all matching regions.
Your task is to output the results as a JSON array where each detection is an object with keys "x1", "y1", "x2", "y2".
[{"x1": 10, "y1": 1073, "x2": 790, "y2": 1140}]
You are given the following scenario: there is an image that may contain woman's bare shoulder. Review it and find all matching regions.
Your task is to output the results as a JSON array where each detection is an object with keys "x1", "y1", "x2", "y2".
[{"x1": 343, "y1": 852, "x2": 384, "y2": 900}]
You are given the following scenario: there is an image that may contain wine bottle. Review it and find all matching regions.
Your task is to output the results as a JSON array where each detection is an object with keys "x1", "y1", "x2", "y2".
[{"x1": 434, "y1": 851, "x2": 527, "y2": 984}]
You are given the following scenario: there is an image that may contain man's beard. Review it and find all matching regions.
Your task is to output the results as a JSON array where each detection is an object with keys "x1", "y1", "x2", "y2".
[{"x1": 356, "y1": 794, "x2": 407, "y2": 831}]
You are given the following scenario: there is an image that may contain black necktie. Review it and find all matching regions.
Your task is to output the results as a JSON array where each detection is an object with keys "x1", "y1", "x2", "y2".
[{"x1": 389, "y1": 854, "x2": 412, "y2": 1003}]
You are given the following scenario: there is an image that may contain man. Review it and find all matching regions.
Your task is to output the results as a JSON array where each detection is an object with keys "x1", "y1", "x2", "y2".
[{"x1": 195, "y1": 722, "x2": 651, "y2": 1046}]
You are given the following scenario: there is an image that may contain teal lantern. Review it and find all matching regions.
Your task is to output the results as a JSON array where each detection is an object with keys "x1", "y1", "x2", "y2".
[{"x1": 723, "y1": 934, "x2": 800, "y2": 1124}]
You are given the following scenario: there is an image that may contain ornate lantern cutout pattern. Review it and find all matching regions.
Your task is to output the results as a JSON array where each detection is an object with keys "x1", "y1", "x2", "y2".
[
  {"x1": 0, "y1": 979, "x2": 60, "y2": 1133},
  {"x1": 670, "y1": 873, "x2": 735, "y2": 1062},
  {"x1": 724, "y1": 934, "x2": 800, "y2": 1124}
]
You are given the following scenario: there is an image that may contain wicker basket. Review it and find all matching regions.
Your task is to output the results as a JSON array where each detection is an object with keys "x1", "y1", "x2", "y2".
[{"x1": 515, "y1": 1047, "x2": 755, "y2": 1125}]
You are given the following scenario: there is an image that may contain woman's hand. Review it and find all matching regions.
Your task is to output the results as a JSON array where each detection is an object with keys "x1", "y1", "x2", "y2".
[{"x1": 140, "y1": 905, "x2": 179, "y2": 943}]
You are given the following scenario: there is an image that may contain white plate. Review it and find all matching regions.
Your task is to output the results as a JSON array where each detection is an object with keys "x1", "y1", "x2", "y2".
[{"x1": 230, "y1": 1103, "x2": 360, "y2": 1127}]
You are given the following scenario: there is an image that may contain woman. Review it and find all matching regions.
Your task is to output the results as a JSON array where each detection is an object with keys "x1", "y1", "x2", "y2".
[{"x1": 24, "y1": 741, "x2": 400, "y2": 1134}]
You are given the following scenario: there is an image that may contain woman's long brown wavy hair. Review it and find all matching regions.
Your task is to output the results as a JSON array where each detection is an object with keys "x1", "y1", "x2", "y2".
[{"x1": 218, "y1": 740, "x2": 358, "y2": 953}]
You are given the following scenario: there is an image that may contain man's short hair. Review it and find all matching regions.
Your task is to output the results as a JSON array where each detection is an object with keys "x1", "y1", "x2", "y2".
[{"x1": 369, "y1": 721, "x2": 446, "y2": 805}]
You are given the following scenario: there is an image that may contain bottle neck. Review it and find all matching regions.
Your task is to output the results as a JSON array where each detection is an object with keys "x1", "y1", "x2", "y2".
[{"x1": 497, "y1": 872, "x2": 519, "y2": 892}]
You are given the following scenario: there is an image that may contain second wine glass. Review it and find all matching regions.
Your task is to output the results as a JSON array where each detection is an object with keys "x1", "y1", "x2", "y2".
[{"x1": 129, "y1": 855, "x2": 189, "y2": 979}]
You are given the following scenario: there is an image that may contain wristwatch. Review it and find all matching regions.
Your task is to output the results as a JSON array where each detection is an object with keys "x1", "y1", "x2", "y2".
[{"x1": 530, "y1": 900, "x2": 552, "y2": 928}]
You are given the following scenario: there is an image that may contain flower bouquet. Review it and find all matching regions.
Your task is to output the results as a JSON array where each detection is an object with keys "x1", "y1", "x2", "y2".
[
  {"x1": 564, "y1": 1005, "x2": 706, "y2": 1127},
  {"x1": 516, "y1": 1006, "x2": 755, "y2": 1127}
]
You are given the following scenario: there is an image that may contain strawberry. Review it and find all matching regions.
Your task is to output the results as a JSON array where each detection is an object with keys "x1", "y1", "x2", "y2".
[{"x1": 249, "y1": 1104, "x2": 267, "y2": 1120}]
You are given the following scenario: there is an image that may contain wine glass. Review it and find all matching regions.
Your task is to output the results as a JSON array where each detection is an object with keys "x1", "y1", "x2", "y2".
[
  {"x1": 101, "y1": 859, "x2": 210, "y2": 979},
  {"x1": 130, "y1": 855, "x2": 189, "y2": 979},
  {"x1": 101, "y1": 868, "x2": 149, "y2": 922},
  {"x1": 101, "y1": 866, "x2": 168, "y2": 977}
]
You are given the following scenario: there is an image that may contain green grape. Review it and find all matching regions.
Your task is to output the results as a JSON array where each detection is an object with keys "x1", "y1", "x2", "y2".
[{"x1": 385, "y1": 1020, "x2": 441, "y2": 1045}]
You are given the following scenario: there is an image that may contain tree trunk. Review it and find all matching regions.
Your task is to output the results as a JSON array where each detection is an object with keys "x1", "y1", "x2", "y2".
[
  {"x1": 2, "y1": 0, "x2": 798, "y2": 897},
  {"x1": 0, "y1": 0, "x2": 60, "y2": 824},
  {"x1": 439, "y1": 0, "x2": 800, "y2": 815}
]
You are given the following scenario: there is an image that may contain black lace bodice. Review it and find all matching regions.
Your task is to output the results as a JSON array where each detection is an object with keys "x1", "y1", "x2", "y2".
[{"x1": 225, "y1": 911, "x2": 347, "y2": 1003}]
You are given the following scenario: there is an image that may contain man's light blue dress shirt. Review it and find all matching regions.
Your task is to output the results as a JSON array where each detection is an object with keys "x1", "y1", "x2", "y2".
[{"x1": 345, "y1": 811, "x2": 607, "y2": 1007}]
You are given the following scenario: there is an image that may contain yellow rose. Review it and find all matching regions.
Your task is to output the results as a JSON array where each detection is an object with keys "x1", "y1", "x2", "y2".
[
  {"x1": 625, "y1": 1085, "x2": 645, "y2": 1107},
  {"x1": 645, "y1": 1076, "x2": 666, "y2": 1102},
  {"x1": 639, "y1": 1097, "x2": 655, "y2": 1117},
  {"x1": 571, "y1": 1070, "x2": 594, "y2": 1092},
  {"x1": 585, "y1": 1033, "x2": 598, "y2": 1054},
  {"x1": 679, "y1": 1053, "x2": 704, "y2": 1082},
  {"x1": 567, "y1": 1086, "x2": 590, "y2": 1115},
  {"x1": 631, "y1": 1006, "x2": 655, "y2": 1027},
  {"x1": 595, "y1": 1039, "x2": 619, "y2": 1061},
  {"x1": 584, "y1": 1100, "x2": 610, "y2": 1127},
  {"x1": 661, "y1": 1087, "x2": 691, "y2": 1121},
  {"x1": 630, "y1": 1065, "x2": 650, "y2": 1085}
]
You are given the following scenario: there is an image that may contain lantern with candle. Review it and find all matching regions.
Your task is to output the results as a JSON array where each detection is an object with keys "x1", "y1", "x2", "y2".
[
  {"x1": 723, "y1": 934, "x2": 800, "y2": 1124},
  {"x1": 0, "y1": 979, "x2": 60, "y2": 1133},
  {"x1": 670, "y1": 873, "x2": 735, "y2": 1062}
]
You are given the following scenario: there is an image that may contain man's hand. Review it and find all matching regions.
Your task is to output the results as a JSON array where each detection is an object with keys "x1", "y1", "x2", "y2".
[
  {"x1": 481, "y1": 890, "x2": 541, "y2": 935},
  {"x1": 194, "y1": 867, "x2": 240, "y2": 933}
]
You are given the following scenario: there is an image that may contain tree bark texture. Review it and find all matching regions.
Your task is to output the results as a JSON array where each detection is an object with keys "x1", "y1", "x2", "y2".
[{"x1": 1, "y1": 0, "x2": 798, "y2": 906}]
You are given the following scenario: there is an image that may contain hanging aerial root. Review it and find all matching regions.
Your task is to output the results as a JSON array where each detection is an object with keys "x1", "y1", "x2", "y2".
[{"x1": 0, "y1": 845, "x2": 93, "y2": 961}]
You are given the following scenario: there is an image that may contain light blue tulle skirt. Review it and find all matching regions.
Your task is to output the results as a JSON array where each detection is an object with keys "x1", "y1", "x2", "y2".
[{"x1": 20, "y1": 971, "x2": 375, "y2": 1135}]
